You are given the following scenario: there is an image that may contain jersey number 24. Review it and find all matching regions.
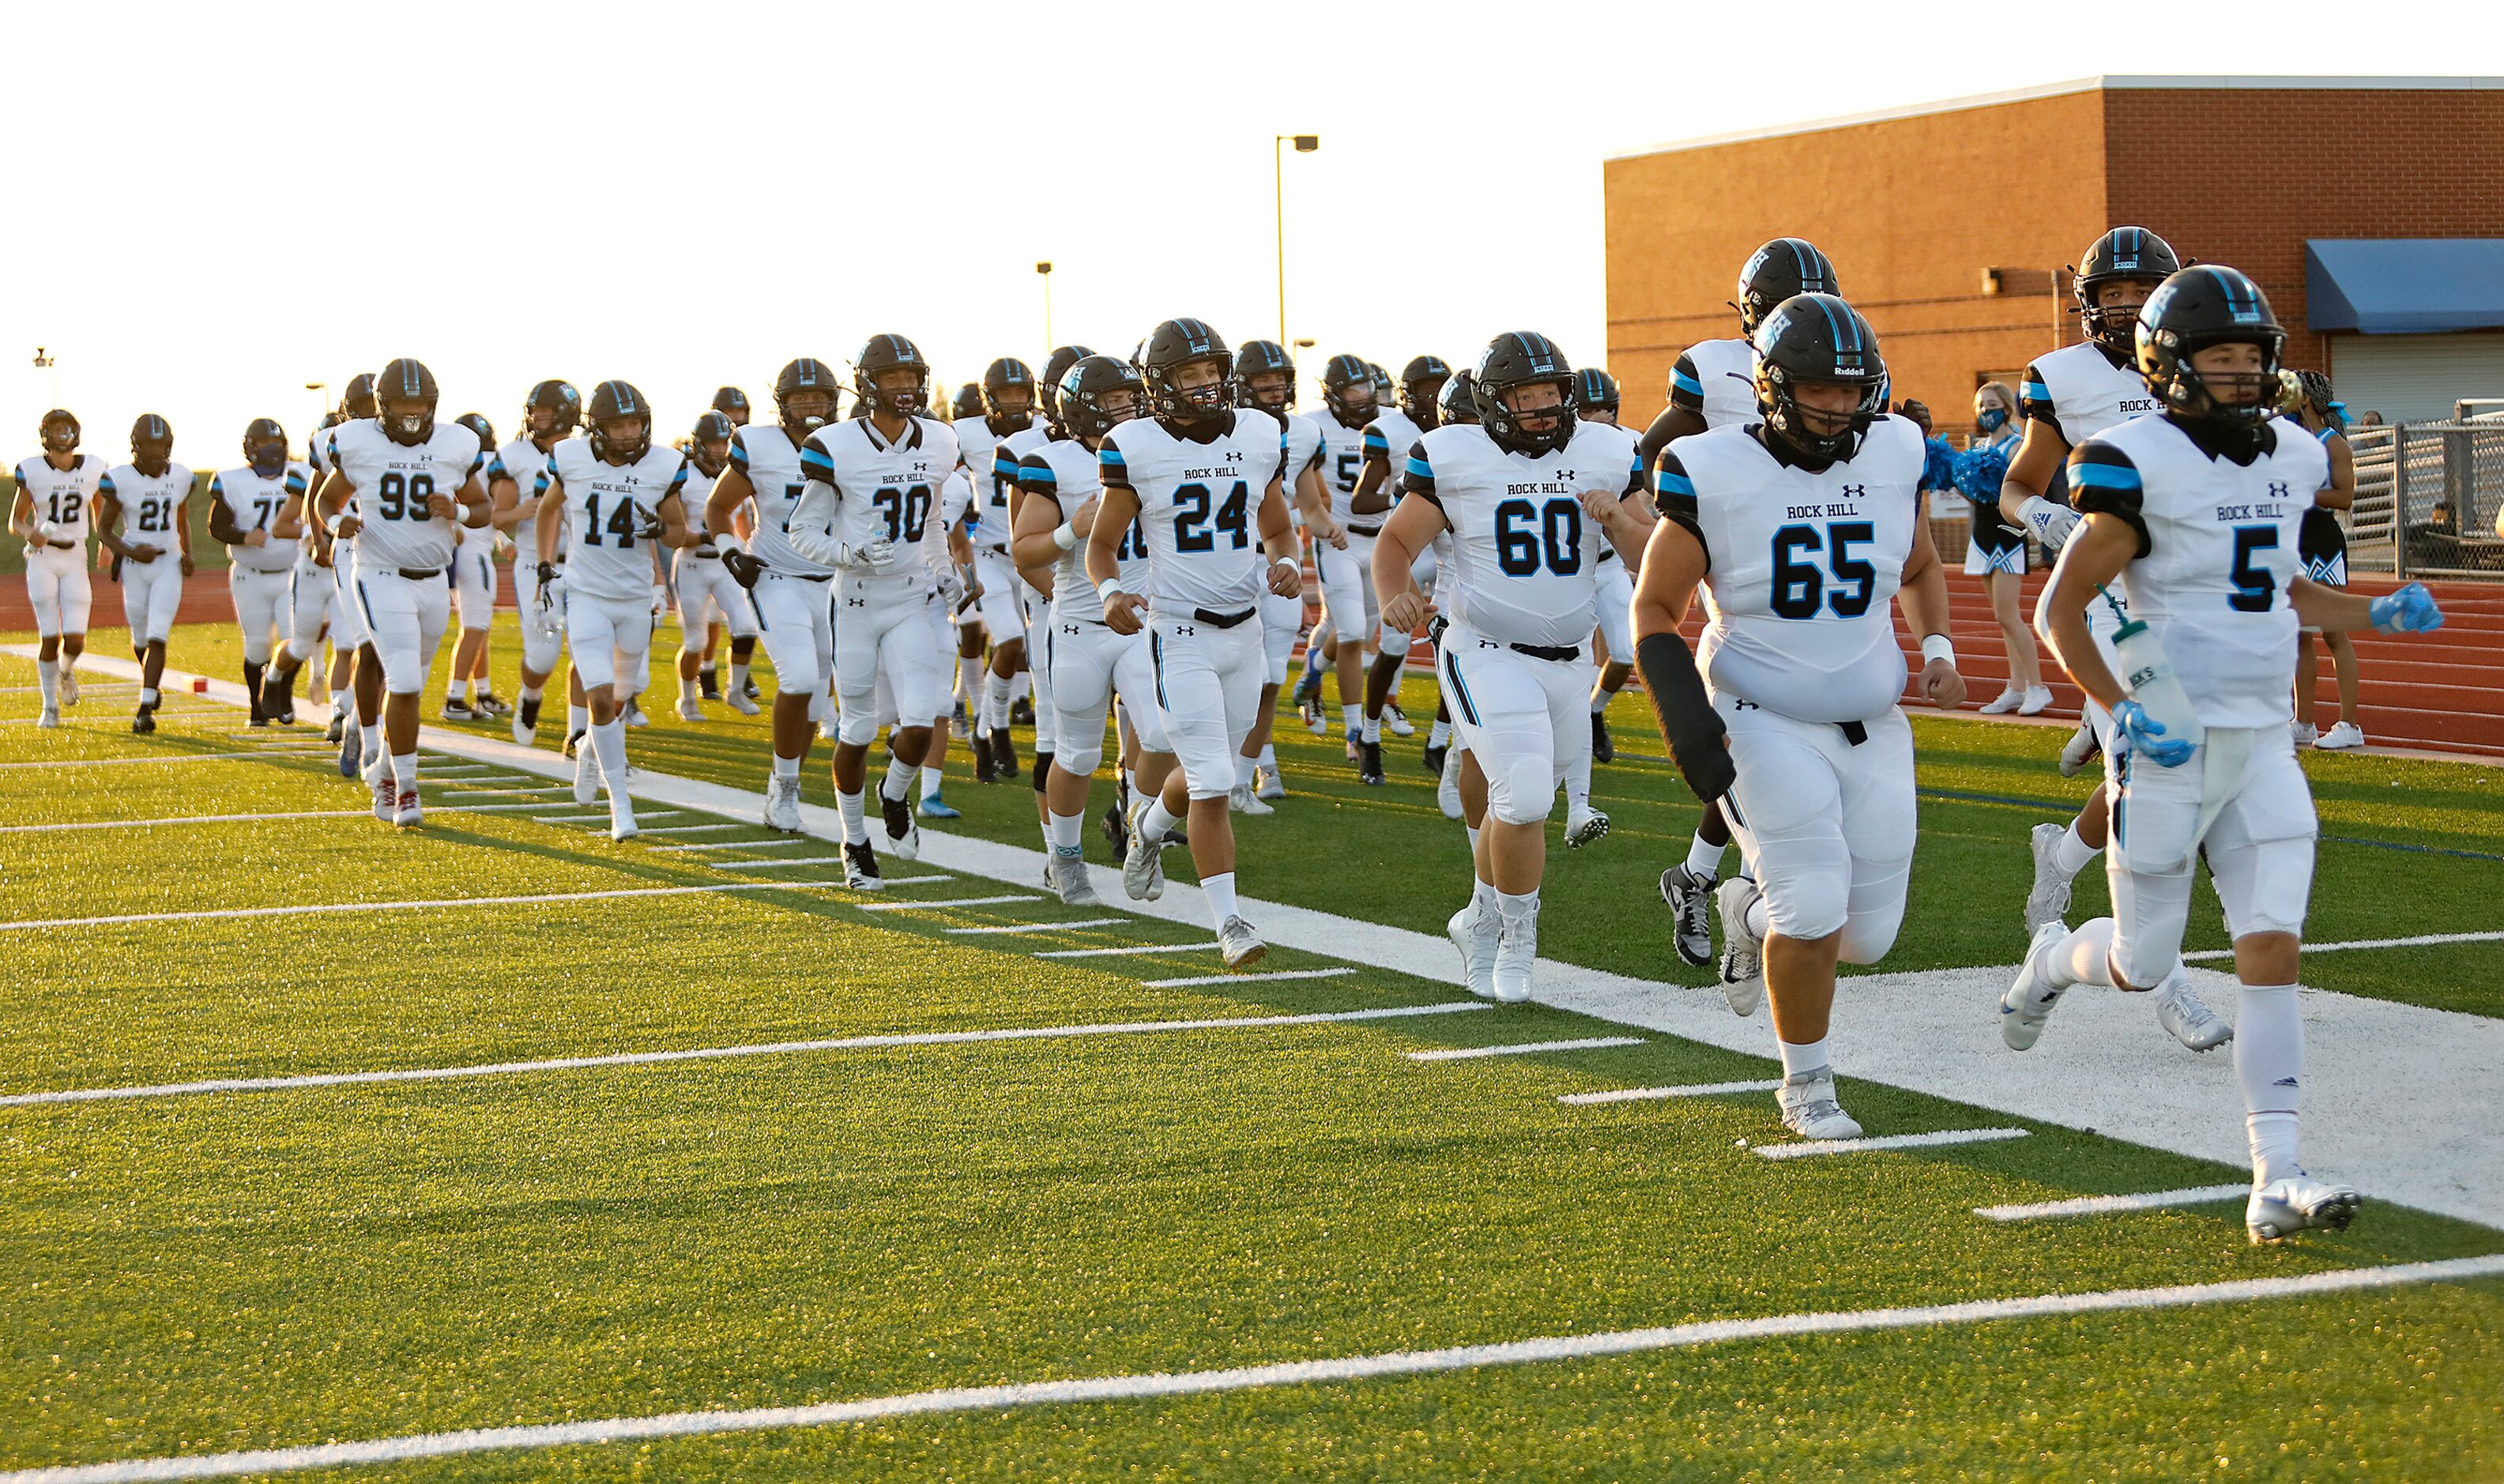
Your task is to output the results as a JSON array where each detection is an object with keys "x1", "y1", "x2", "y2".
[{"x1": 1174, "y1": 481, "x2": 1250, "y2": 552}]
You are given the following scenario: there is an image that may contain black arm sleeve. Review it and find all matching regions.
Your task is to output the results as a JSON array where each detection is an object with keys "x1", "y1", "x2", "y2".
[
  {"x1": 205, "y1": 500, "x2": 243, "y2": 544},
  {"x1": 1635, "y1": 629, "x2": 1734, "y2": 803}
]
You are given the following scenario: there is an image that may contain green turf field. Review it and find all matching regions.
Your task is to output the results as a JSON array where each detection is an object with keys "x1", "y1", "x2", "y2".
[{"x1": 3, "y1": 622, "x2": 2498, "y2": 1480}]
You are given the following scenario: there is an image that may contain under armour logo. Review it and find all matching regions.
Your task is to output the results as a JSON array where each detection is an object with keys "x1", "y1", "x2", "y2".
[
  {"x1": 1555, "y1": 469, "x2": 1576, "y2": 480},
  {"x1": 1175, "y1": 625, "x2": 1196, "y2": 636},
  {"x1": 845, "y1": 597, "x2": 867, "y2": 608},
  {"x1": 2274, "y1": 1076, "x2": 2300, "y2": 1087},
  {"x1": 2268, "y1": 481, "x2": 2290, "y2": 499},
  {"x1": 1734, "y1": 698, "x2": 1760, "y2": 710},
  {"x1": 1224, "y1": 450, "x2": 1245, "y2": 462},
  {"x1": 1840, "y1": 484, "x2": 1866, "y2": 498}
]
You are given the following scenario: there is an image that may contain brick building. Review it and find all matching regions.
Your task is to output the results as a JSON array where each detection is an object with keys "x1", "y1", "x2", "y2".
[{"x1": 1604, "y1": 77, "x2": 2504, "y2": 428}]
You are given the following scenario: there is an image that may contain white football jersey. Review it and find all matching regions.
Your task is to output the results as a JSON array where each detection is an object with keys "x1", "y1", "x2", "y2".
[
  {"x1": 731, "y1": 423, "x2": 832, "y2": 577},
  {"x1": 1282, "y1": 409, "x2": 1324, "y2": 489},
  {"x1": 792, "y1": 415, "x2": 962, "y2": 589},
  {"x1": 1573, "y1": 420, "x2": 1643, "y2": 563},
  {"x1": 2022, "y1": 340, "x2": 2162, "y2": 452},
  {"x1": 1361, "y1": 407, "x2": 1431, "y2": 509},
  {"x1": 1664, "y1": 416, "x2": 1926, "y2": 724},
  {"x1": 210, "y1": 464, "x2": 309, "y2": 572},
  {"x1": 680, "y1": 462, "x2": 721, "y2": 543},
  {"x1": 100, "y1": 463, "x2": 195, "y2": 547},
  {"x1": 1100, "y1": 409, "x2": 1287, "y2": 614},
  {"x1": 1670, "y1": 337, "x2": 1760, "y2": 431},
  {"x1": 1313, "y1": 407, "x2": 1373, "y2": 525},
  {"x1": 956, "y1": 412, "x2": 1042, "y2": 552},
  {"x1": 1405, "y1": 420, "x2": 1641, "y2": 650},
  {"x1": 541, "y1": 438, "x2": 690, "y2": 602},
  {"x1": 14, "y1": 453, "x2": 105, "y2": 544},
  {"x1": 927, "y1": 468, "x2": 975, "y2": 575},
  {"x1": 493, "y1": 435, "x2": 563, "y2": 557},
  {"x1": 2072, "y1": 415, "x2": 2327, "y2": 728},
  {"x1": 326, "y1": 420, "x2": 484, "y2": 571},
  {"x1": 985, "y1": 422, "x2": 1052, "y2": 552},
  {"x1": 1020, "y1": 435, "x2": 1149, "y2": 623}
]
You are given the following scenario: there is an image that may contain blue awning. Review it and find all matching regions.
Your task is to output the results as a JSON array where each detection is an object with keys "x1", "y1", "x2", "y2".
[{"x1": 2306, "y1": 239, "x2": 2504, "y2": 334}]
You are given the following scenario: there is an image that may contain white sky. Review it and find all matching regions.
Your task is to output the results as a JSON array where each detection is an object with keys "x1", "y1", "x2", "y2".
[{"x1": 3, "y1": 1, "x2": 2487, "y2": 462}]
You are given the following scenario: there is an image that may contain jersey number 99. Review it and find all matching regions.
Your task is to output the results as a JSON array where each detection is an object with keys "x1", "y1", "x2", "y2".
[{"x1": 375, "y1": 472, "x2": 437, "y2": 522}]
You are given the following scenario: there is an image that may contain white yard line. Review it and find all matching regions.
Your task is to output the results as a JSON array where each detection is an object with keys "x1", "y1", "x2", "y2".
[
  {"x1": 13, "y1": 1254, "x2": 2499, "y2": 1484},
  {"x1": 1407, "y1": 1037, "x2": 1646, "y2": 1063},
  {"x1": 1755, "y1": 1128, "x2": 2030, "y2": 1162},
  {"x1": 2185, "y1": 929, "x2": 2504, "y2": 960},
  {"x1": 708, "y1": 856, "x2": 846, "y2": 869},
  {"x1": 0, "y1": 1003, "x2": 1490, "y2": 1108},
  {"x1": 0, "y1": 881, "x2": 852, "y2": 932},
  {"x1": 0, "y1": 802, "x2": 634, "y2": 834},
  {"x1": 623, "y1": 823, "x2": 745, "y2": 835},
  {"x1": 854, "y1": 895, "x2": 1038, "y2": 912},
  {"x1": 0, "y1": 751, "x2": 325, "y2": 770},
  {"x1": 946, "y1": 918, "x2": 1120, "y2": 935},
  {"x1": 1144, "y1": 967, "x2": 1357, "y2": 989},
  {"x1": 1559, "y1": 1079, "x2": 1783, "y2": 1105},
  {"x1": 1975, "y1": 1185, "x2": 2250, "y2": 1222},
  {"x1": 646, "y1": 838, "x2": 810, "y2": 853},
  {"x1": 1033, "y1": 943, "x2": 1225, "y2": 959},
  {"x1": 424, "y1": 787, "x2": 565, "y2": 799}
]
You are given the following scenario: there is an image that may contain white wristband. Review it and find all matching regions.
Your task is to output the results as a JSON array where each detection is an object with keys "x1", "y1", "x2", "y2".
[
  {"x1": 1920, "y1": 634, "x2": 1956, "y2": 667},
  {"x1": 1096, "y1": 577, "x2": 1124, "y2": 604},
  {"x1": 324, "y1": 511, "x2": 345, "y2": 537},
  {"x1": 1052, "y1": 522, "x2": 1079, "y2": 551}
]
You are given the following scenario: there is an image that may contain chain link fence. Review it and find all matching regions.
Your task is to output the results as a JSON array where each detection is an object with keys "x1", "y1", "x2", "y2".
[{"x1": 2352, "y1": 411, "x2": 2504, "y2": 578}]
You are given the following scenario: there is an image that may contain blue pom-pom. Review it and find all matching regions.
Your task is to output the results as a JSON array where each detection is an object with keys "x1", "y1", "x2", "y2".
[
  {"x1": 1920, "y1": 436, "x2": 1958, "y2": 492},
  {"x1": 1951, "y1": 440, "x2": 2012, "y2": 499}
]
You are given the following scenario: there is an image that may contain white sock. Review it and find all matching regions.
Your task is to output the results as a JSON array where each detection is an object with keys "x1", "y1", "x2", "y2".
[
  {"x1": 1472, "y1": 877, "x2": 1497, "y2": 911},
  {"x1": 955, "y1": 661, "x2": 977, "y2": 708},
  {"x1": 1495, "y1": 886, "x2": 1538, "y2": 925},
  {"x1": 1236, "y1": 752, "x2": 1257, "y2": 787},
  {"x1": 2045, "y1": 917, "x2": 2118, "y2": 989},
  {"x1": 1685, "y1": 832, "x2": 1726, "y2": 878},
  {"x1": 730, "y1": 661, "x2": 751, "y2": 694},
  {"x1": 1360, "y1": 714, "x2": 1381, "y2": 744},
  {"x1": 141, "y1": 687, "x2": 161, "y2": 708},
  {"x1": 921, "y1": 764, "x2": 945, "y2": 800},
  {"x1": 567, "y1": 702, "x2": 589, "y2": 737},
  {"x1": 1428, "y1": 718, "x2": 1451, "y2": 748},
  {"x1": 1008, "y1": 670, "x2": 1030, "y2": 706},
  {"x1": 1049, "y1": 809, "x2": 1085, "y2": 850},
  {"x1": 982, "y1": 671, "x2": 1012, "y2": 730},
  {"x1": 1464, "y1": 824, "x2": 1479, "y2": 854},
  {"x1": 1342, "y1": 703, "x2": 1361, "y2": 735},
  {"x1": 1590, "y1": 688, "x2": 1613, "y2": 715},
  {"x1": 1745, "y1": 893, "x2": 1771, "y2": 942},
  {"x1": 772, "y1": 752, "x2": 801, "y2": 782},
  {"x1": 454, "y1": 677, "x2": 473, "y2": 702},
  {"x1": 1140, "y1": 797, "x2": 1181, "y2": 846},
  {"x1": 360, "y1": 723, "x2": 380, "y2": 759},
  {"x1": 1565, "y1": 751, "x2": 1591, "y2": 813},
  {"x1": 2235, "y1": 983, "x2": 2304, "y2": 1185},
  {"x1": 591, "y1": 719, "x2": 628, "y2": 792},
  {"x1": 680, "y1": 676, "x2": 698, "y2": 703},
  {"x1": 1258, "y1": 744, "x2": 1277, "y2": 771},
  {"x1": 2055, "y1": 820, "x2": 2101, "y2": 877},
  {"x1": 390, "y1": 751, "x2": 418, "y2": 795},
  {"x1": 837, "y1": 788, "x2": 868, "y2": 846},
  {"x1": 1203, "y1": 870, "x2": 1240, "y2": 928},
  {"x1": 36, "y1": 659, "x2": 57, "y2": 708},
  {"x1": 519, "y1": 682, "x2": 544, "y2": 706},
  {"x1": 882, "y1": 752, "x2": 916, "y2": 803},
  {"x1": 1776, "y1": 1036, "x2": 1832, "y2": 1079}
]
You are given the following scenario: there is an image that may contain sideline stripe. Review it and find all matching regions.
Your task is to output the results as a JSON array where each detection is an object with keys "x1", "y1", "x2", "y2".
[
  {"x1": 855, "y1": 894, "x2": 1037, "y2": 912},
  {"x1": 13, "y1": 1255, "x2": 2499, "y2": 1484},
  {"x1": 1032, "y1": 943, "x2": 1222, "y2": 959},
  {"x1": 710, "y1": 856, "x2": 845, "y2": 869},
  {"x1": 623, "y1": 823, "x2": 744, "y2": 835},
  {"x1": 1976, "y1": 1185, "x2": 2250, "y2": 1222},
  {"x1": 0, "y1": 881, "x2": 856, "y2": 932},
  {"x1": 1559, "y1": 1079, "x2": 1781, "y2": 1105},
  {"x1": 1146, "y1": 967, "x2": 1356, "y2": 989},
  {"x1": 0, "y1": 1003, "x2": 1491, "y2": 1109},
  {"x1": 1756, "y1": 1127, "x2": 2029, "y2": 1161},
  {"x1": 946, "y1": 918, "x2": 1119, "y2": 936},
  {"x1": 1408, "y1": 1037, "x2": 1646, "y2": 1063},
  {"x1": 2186, "y1": 929, "x2": 2504, "y2": 960}
]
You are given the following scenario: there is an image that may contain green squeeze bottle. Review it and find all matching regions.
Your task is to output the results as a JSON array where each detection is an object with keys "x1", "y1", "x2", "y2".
[{"x1": 2100, "y1": 586, "x2": 2205, "y2": 754}]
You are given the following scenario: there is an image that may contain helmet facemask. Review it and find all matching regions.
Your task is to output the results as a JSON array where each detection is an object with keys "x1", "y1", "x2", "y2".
[
  {"x1": 1759, "y1": 366, "x2": 1885, "y2": 463},
  {"x1": 1479, "y1": 375, "x2": 1579, "y2": 458},
  {"x1": 41, "y1": 412, "x2": 80, "y2": 455},
  {"x1": 1154, "y1": 355, "x2": 1233, "y2": 426},
  {"x1": 381, "y1": 396, "x2": 435, "y2": 447}
]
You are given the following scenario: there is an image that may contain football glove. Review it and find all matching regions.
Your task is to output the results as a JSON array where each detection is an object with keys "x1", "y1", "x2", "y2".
[
  {"x1": 2111, "y1": 699, "x2": 2194, "y2": 768},
  {"x1": 2369, "y1": 582, "x2": 2443, "y2": 634},
  {"x1": 535, "y1": 561, "x2": 558, "y2": 589},
  {"x1": 837, "y1": 537, "x2": 895, "y2": 569},
  {"x1": 2018, "y1": 495, "x2": 2079, "y2": 553},
  {"x1": 722, "y1": 548, "x2": 762, "y2": 589}
]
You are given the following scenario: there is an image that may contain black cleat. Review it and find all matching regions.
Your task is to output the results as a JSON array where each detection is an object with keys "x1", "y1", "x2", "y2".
[
  {"x1": 563, "y1": 730, "x2": 586, "y2": 759},
  {"x1": 1102, "y1": 799, "x2": 1129, "y2": 857},
  {"x1": 698, "y1": 667, "x2": 722, "y2": 702},
  {"x1": 1591, "y1": 710, "x2": 1614, "y2": 763},
  {"x1": 879, "y1": 782, "x2": 913, "y2": 843},
  {"x1": 842, "y1": 839, "x2": 882, "y2": 889},
  {"x1": 1358, "y1": 739, "x2": 1385, "y2": 785},
  {"x1": 475, "y1": 691, "x2": 512, "y2": 718},
  {"x1": 971, "y1": 733, "x2": 997, "y2": 782},
  {"x1": 743, "y1": 675, "x2": 761, "y2": 700},
  {"x1": 1010, "y1": 695, "x2": 1034, "y2": 726},
  {"x1": 132, "y1": 707, "x2": 156, "y2": 735},
  {"x1": 991, "y1": 726, "x2": 1019, "y2": 780},
  {"x1": 1421, "y1": 742, "x2": 1447, "y2": 778},
  {"x1": 325, "y1": 713, "x2": 345, "y2": 744}
]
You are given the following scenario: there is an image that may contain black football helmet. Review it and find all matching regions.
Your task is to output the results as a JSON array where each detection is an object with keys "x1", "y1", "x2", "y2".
[
  {"x1": 586, "y1": 381, "x2": 654, "y2": 463},
  {"x1": 1437, "y1": 371, "x2": 1478, "y2": 427},
  {"x1": 711, "y1": 386, "x2": 751, "y2": 424},
  {"x1": 774, "y1": 357, "x2": 841, "y2": 435},
  {"x1": 524, "y1": 381, "x2": 581, "y2": 446},
  {"x1": 951, "y1": 383, "x2": 985, "y2": 420},
  {"x1": 2077, "y1": 227, "x2": 2183, "y2": 354},
  {"x1": 1736, "y1": 239, "x2": 1842, "y2": 337},
  {"x1": 243, "y1": 416, "x2": 289, "y2": 476},
  {"x1": 1060, "y1": 355, "x2": 1147, "y2": 442},
  {"x1": 689, "y1": 410, "x2": 736, "y2": 476},
  {"x1": 1752, "y1": 293, "x2": 1888, "y2": 461},
  {"x1": 1138, "y1": 318, "x2": 1233, "y2": 427},
  {"x1": 1320, "y1": 353, "x2": 1376, "y2": 426},
  {"x1": 40, "y1": 409, "x2": 80, "y2": 454},
  {"x1": 341, "y1": 372, "x2": 379, "y2": 421},
  {"x1": 982, "y1": 358, "x2": 1037, "y2": 423},
  {"x1": 375, "y1": 359, "x2": 439, "y2": 446},
  {"x1": 130, "y1": 414, "x2": 175, "y2": 476},
  {"x1": 1575, "y1": 367, "x2": 1621, "y2": 423},
  {"x1": 1037, "y1": 345, "x2": 1095, "y2": 427},
  {"x1": 454, "y1": 412, "x2": 495, "y2": 453},
  {"x1": 1369, "y1": 362, "x2": 1395, "y2": 410},
  {"x1": 2135, "y1": 266, "x2": 2285, "y2": 431},
  {"x1": 1233, "y1": 340, "x2": 1296, "y2": 412},
  {"x1": 1399, "y1": 355, "x2": 1451, "y2": 427},
  {"x1": 853, "y1": 334, "x2": 930, "y2": 419},
  {"x1": 1472, "y1": 333, "x2": 1578, "y2": 457}
]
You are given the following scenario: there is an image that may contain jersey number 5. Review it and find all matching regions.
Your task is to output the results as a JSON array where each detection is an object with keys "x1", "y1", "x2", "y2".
[
  {"x1": 2228, "y1": 526, "x2": 2279, "y2": 612},
  {"x1": 1174, "y1": 480, "x2": 1250, "y2": 552},
  {"x1": 1770, "y1": 521, "x2": 1876, "y2": 619}
]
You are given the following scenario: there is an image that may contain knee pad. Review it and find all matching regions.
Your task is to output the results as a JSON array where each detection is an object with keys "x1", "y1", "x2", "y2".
[
  {"x1": 1837, "y1": 858, "x2": 1911, "y2": 965},
  {"x1": 1376, "y1": 624, "x2": 1415, "y2": 659},
  {"x1": 242, "y1": 634, "x2": 273, "y2": 665},
  {"x1": 2211, "y1": 835, "x2": 2315, "y2": 940},
  {"x1": 1487, "y1": 751, "x2": 1555, "y2": 827},
  {"x1": 836, "y1": 707, "x2": 881, "y2": 746},
  {"x1": 1753, "y1": 837, "x2": 1852, "y2": 943},
  {"x1": 1054, "y1": 733, "x2": 1104, "y2": 778},
  {"x1": 732, "y1": 635, "x2": 755, "y2": 658}
]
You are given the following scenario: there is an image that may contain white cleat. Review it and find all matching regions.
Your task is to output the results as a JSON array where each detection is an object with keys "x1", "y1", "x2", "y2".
[
  {"x1": 1229, "y1": 783, "x2": 1274, "y2": 816},
  {"x1": 2024, "y1": 821, "x2": 2076, "y2": 935},
  {"x1": 2156, "y1": 980, "x2": 2234, "y2": 1052},
  {"x1": 573, "y1": 746, "x2": 599, "y2": 805},
  {"x1": 1777, "y1": 1068, "x2": 1863, "y2": 1141},
  {"x1": 1713, "y1": 876, "x2": 1765, "y2": 1017},
  {"x1": 58, "y1": 668, "x2": 78, "y2": 706},
  {"x1": 725, "y1": 689, "x2": 761, "y2": 717},
  {"x1": 393, "y1": 790, "x2": 424, "y2": 829},
  {"x1": 608, "y1": 804, "x2": 639, "y2": 842},
  {"x1": 1999, "y1": 920, "x2": 2073, "y2": 1051},
  {"x1": 1121, "y1": 800, "x2": 1165, "y2": 902},
  {"x1": 1448, "y1": 902, "x2": 1501, "y2": 1000},
  {"x1": 1437, "y1": 743, "x2": 1464, "y2": 820},
  {"x1": 36, "y1": 706, "x2": 60, "y2": 729},
  {"x1": 360, "y1": 747, "x2": 388, "y2": 792},
  {"x1": 2315, "y1": 721, "x2": 2366, "y2": 751},
  {"x1": 2058, "y1": 720, "x2": 2101, "y2": 778},
  {"x1": 887, "y1": 817, "x2": 921, "y2": 863},
  {"x1": 511, "y1": 717, "x2": 537, "y2": 747},
  {"x1": 371, "y1": 774, "x2": 397, "y2": 823},
  {"x1": 1053, "y1": 847, "x2": 1100, "y2": 906},
  {"x1": 622, "y1": 699, "x2": 650, "y2": 729},
  {"x1": 1659, "y1": 865, "x2": 1716, "y2": 969},
  {"x1": 762, "y1": 774, "x2": 804, "y2": 833},
  {"x1": 1492, "y1": 898, "x2": 1538, "y2": 1004},
  {"x1": 2246, "y1": 1175, "x2": 2363, "y2": 1244},
  {"x1": 2019, "y1": 684, "x2": 2054, "y2": 715},
  {"x1": 1254, "y1": 765, "x2": 1286, "y2": 801},
  {"x1": 2291, "y1": 721, "x2": 2318, "y2": 748},
  {"x1": 1979, "y1": 685, "x2": 2024, "y2": 715},
  {"x1": 1565, "y1": 805, "x2": 1610, "y2": 849},
  {"x1": 676, "y1": 697, "x2": 704, "y2": 723},
  {"x1": 1217, "y1": 915, "x2": 1266, "y2": 969},
  {"x1": 1384, "y1": 702, "x2": 1415, "y2": 738}
]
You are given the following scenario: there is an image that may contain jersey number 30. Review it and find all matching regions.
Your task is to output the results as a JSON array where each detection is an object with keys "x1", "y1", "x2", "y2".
[
  {"x1": 873, "y1": 484, "x2": 933, "y2": 544},
  {"x1": 1770, "y1": 521, "x2": 1876, "y2": 619}
]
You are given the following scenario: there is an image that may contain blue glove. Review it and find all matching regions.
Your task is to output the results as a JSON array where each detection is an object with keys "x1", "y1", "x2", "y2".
[
  {"x1": 2370, "y1": 582, "x2": 2444, "y2": 634},
  {"x1": 2112, "y1": 699, "x2": 2194, "y2": 768}
]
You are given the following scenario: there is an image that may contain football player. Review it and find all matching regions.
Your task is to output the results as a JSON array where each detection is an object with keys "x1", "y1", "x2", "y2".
[
  {"x1": 1230, "y1": 339, "x2": 1324, "y2": 807},
  {"x1": 672, "y1": 409, "x2": 762, "y2": 721},
  {"x1": 2287, "y1": 371, "x2": 2362, "y2": 748},
  {"x1": 1294, "y1": 352, "x2": 1380, "y2": 748},
  {"x1": 2001, "y1": 267, "x2": 2446, "y2": 1242},
  {"x1": 10, "y1": 409, "x2": 104, "y2": 728},
  {"x1": 1632, "y1": 293, "x2": 1966, "y2": 1140},
  {"x1": 493, "y1": 380, "x2": 582, "y2": 745},
  {"x1": 957, "y1": 356, "x2": 1041, "y2": 776},
  {"x1": 985, "y1": 345, "x2": 1095, "y2": 784},
  {"x1": 1561, "y1": 366, "x2": 1637, "y2": 847},
  {"x1": 694, "y1": 387, "x2": 754, "y2": 698},
  {"x1": 1343, "y1": 354, "x2": 1450, "y2": 781},
  {"x1": 1375, "y1": 333, "x2": 1651, "y2": 1002},
  {"x1": 783, "y1": 335, "x2": 961, "y2": 887},
  {"x1": 289, "y1": 374, "x2": 379, "y2": 764},
  {"x1": 207, "y1": 418, "x2": 307, "y2": 725},
  {"x1": 439, "y1": 412, "x2": 508, "y2": 721},
  {"x1": 534, "y1": 381, "x2": 696, "y2": 840},
  {"x1": 92, "y1": 415, "x2": 194, "y2": 733},
  {"x1": 1997, "y1": 228, "x2": 2229, "y2": 1050},
  {"x1": 1644, "y1": 239, "x2": 1841, "y2": 973},
  {"x1": 311, "y1": 358, "x2": 491, "y2": 826},
  {"x1": 712, "y1": 386, "x2": 751, "y2": 427},
  {"x1": 1092, "y1": 318, "x2": 1303, "y2": 966},
  {"x1": 1014, "y1": 354, "x2": 1180, "y2": 902},
  {"x1": 709, "y1": 357, "x2": 842, "y2": 832}
]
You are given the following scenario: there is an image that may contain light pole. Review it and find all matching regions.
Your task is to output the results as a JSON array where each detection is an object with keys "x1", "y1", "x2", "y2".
[
  {"x1": 1037, "y1": 262, "x2": 1054, "y2": 349},
  {"x1": 1274, "y1": 134, "x2": 1317, "y2": 345},
  {"x1": 305, "y1": 381, "x2": 329, "y2": 424}
]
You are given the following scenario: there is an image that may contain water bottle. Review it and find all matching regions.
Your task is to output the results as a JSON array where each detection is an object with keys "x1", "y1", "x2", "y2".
[{"x1": 2107, "y1": 610, "x2": 2205, "y2": 753}]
